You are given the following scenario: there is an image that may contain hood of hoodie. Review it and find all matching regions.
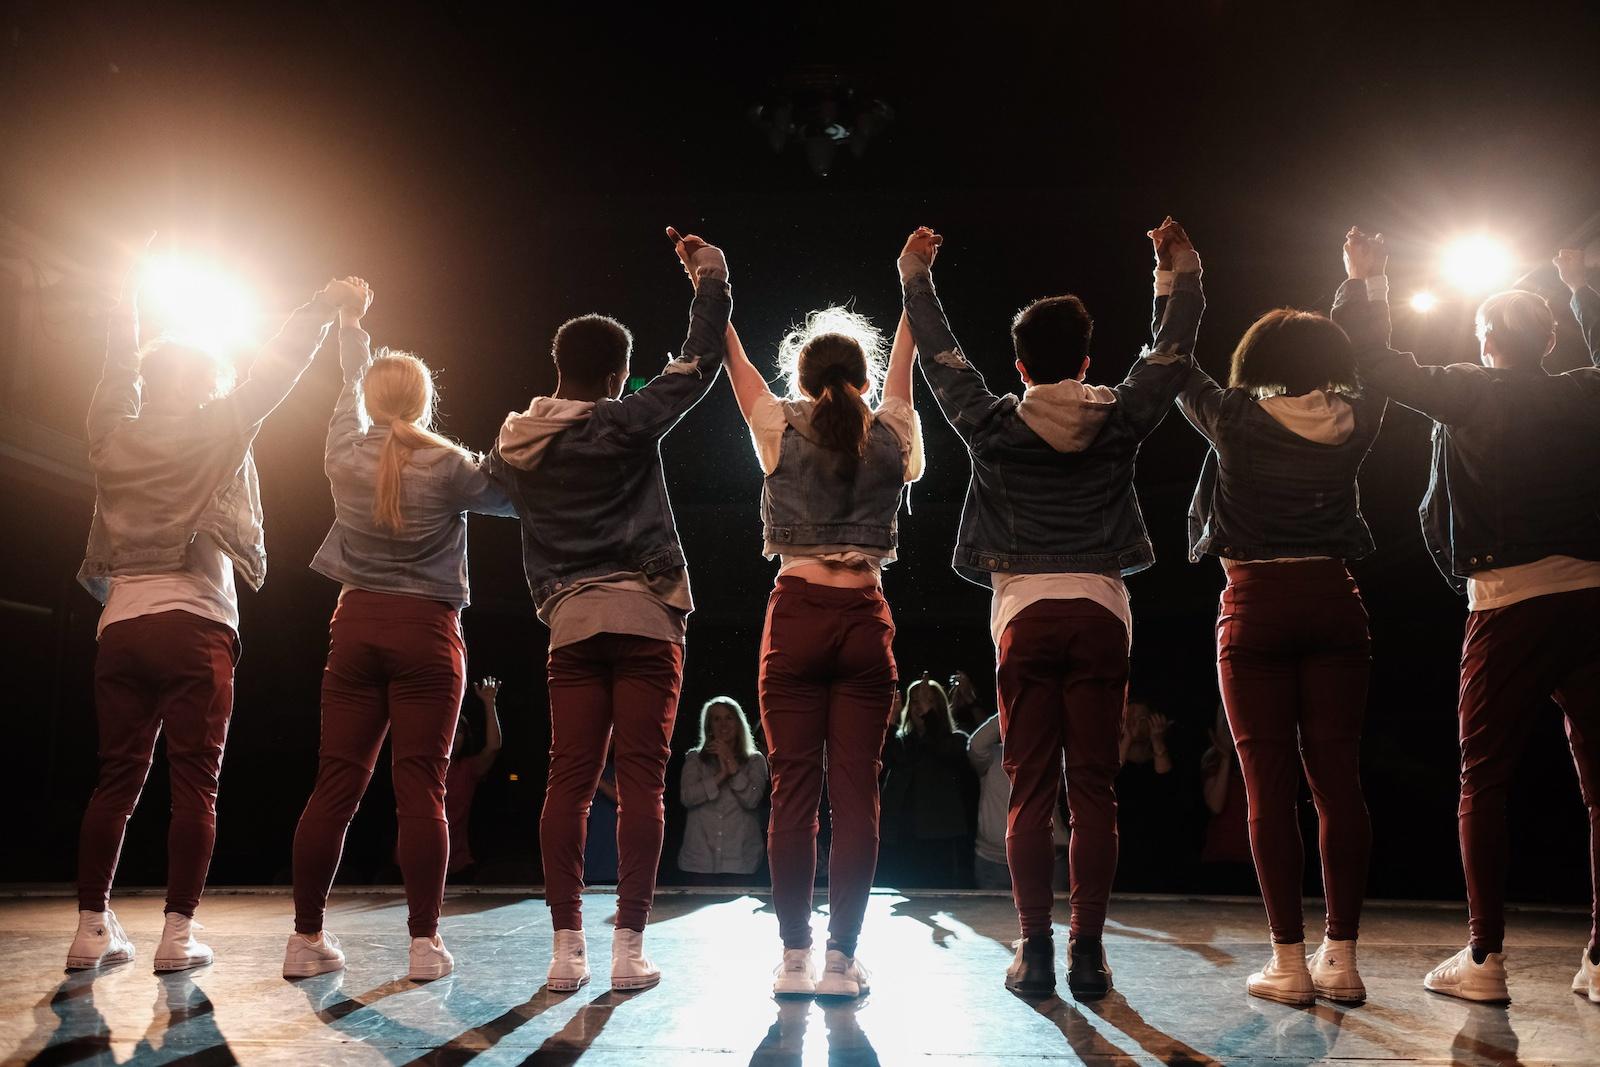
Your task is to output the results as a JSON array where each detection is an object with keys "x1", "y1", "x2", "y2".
[
  {"x1": 1015, "y1": 379, "x2": 1119, "y2": 453},
  {"x1": 1255, "y1": 391, "x2": 1355, "y2": 445},
  {"x1": 496, "y1": 396, "x2": 595, "y2": 470}
]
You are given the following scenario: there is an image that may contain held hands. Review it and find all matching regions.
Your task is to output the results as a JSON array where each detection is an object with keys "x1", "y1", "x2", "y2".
[
  {"x1": 1554, "y1": 248, "x2": 1588, "y2": 293},
  {"x1": 323, "y1": 275, "x2": 374, "y2": 325},
  {"x1": 901, "y1": 226, "x2": 943, "y2": 267},
  {"x1": 1149, "y1": 217, "x2": 1198, "y2": 272},
  {"x1": 1343, "y1": 227, "x2": 1388, "y2": 281},
  {"x1": 666, "y1": 226, "x2": 726, "y2": 285},
  {"x1": 474, "y1": 675, "x2": 500, "y2": 704}
]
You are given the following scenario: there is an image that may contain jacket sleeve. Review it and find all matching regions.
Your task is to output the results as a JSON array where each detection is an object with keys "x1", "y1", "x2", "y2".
[
  {"x1": 1572, "y1": 285, "x2": 1600, "y2": 368},
  {"x1": 324, "y1": 325, "x2": 372, "y2": 469},
  {"x1": 85, "y1": 300, "x2": 143, "y2": 457},
  {"x1": 1329, "y1": 276, "x2": 1391, "y2": 424},
  {"x1": 1112, "y1": 268, "x2": 1205, "y2": 437},
  {"x1": 899, "y1": 253, "x2": 1013, "y2": 443},
  {"x1": 727, "y1": 754, "x2": 768, "y2": 811},
  {"x1": 607, "y1": 256, "x2": 732, "y2": 442},
  {"x1": 680, "y1": 753, "x2": 720, "y2": 808},
  {"x1": 450, "y1": 452, "x2": 519, "y2": 517},
  {"x1": 967, "y1": 714, "x2": 1001, "y2": 774},
  {"x1": 216, "y1": 293, "x2": 338, "y2": 434}
]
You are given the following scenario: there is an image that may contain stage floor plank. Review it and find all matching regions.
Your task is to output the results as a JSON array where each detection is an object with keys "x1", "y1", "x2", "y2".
[{"x1": 1, "y1": 890, "x2": 1595, "y2": 1065}]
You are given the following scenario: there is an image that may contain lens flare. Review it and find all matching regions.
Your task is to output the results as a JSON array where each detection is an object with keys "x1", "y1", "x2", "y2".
[
  {"x1": 1440, "y1": 236, "x2": 1514, "y2": 294},
  {"x1": 138, "y1": 255, "x2": 260, "y2": 354},
  {"x1": 1409, "y1": 290, "x2": 1438, "y2": 313}
]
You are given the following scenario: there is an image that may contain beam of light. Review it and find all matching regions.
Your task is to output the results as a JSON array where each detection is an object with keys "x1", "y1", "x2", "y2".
[
  {"x1": 1440, "y1": 235, "x2": 1514, "y2": 294},
  {"x1": 138, "y1": 254, "x2": 260, "y2": 355},
  {"x1": 1410, "y1": 290, "x2": 1438, "y2": 313}
]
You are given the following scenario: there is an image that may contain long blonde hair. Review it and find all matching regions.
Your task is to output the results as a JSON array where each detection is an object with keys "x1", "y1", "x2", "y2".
[
  {"x1": 695, "y1": 696, "x2": 757, "y2": 763},
  {"x1": 362, "y1": 350, "x2": 468, "y2": 532}
]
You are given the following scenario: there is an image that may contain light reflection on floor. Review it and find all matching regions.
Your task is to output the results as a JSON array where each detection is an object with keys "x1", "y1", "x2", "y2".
[{"x1": 1, "y1": 890, "x2": 1596, "y2": 1064}]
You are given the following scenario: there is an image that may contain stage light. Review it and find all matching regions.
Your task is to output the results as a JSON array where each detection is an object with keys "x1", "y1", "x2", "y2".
[
  {"x1": 1410, "y1": 290, "x2": 1438, "y2": 313},
  {"x1": 138, "y1": 254, "x2": 260, "y2": 354},
  {"x1": 1440, "y1": 235, "x2": 1514, "y2": 294}
]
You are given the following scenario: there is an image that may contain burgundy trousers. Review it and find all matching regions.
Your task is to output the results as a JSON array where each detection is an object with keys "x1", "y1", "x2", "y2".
[
  {"x1": 78, "y1": 610, "x2": 239, "y2": 917},
  {"x1": 543, "y1": 633, "x2": 683, "y2": 932},
  {"x1": 293, "y1": 591, "x2": 465, "y2": 939},
  {"x1": 1216, "y1": 560, "x2": 1372, "y2": 944},
  {"x1": 1457, "y1": 585, "x2": 1600, "y2": 953},
  {"x1": 760, "y1": 578, "x2": 897, "y2": 951},
  {"x1": 996, "y1": 598, "x2": 1129, "y2": 939}
]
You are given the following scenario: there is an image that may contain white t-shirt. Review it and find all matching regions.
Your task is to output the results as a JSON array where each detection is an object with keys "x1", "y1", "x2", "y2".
[
  {"x1": 1467, "y1": 554, "x2": 1600, "y2": 612},
  {"x1": 989, "y1": 571, "x2": 1132, "y2": 649},
  {"x1": 98, "y1": 533, "x2": 240, "y2": 638}
]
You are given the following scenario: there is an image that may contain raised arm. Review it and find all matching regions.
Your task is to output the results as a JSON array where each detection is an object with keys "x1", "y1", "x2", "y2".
[
  {"x1": 325, "y1": 277, "x2": 375, "y2": 464},
  {"x1": 604, "y1": 227, "x2": 732, "y2": 441},
  {"x1": 86, "y1": 291, "x2": 144, "y2": 459},
  {"x1": 1114, "y1": 218, "x2": 1205, "y2": 438},
  {"x1": 968, "y1": 713, "x2": 1001, "y2": 775},
  {"x1": 214, "y1": 282, "x2": 343, "y2": 433},
  {"x1": 1555, "y1": 248, "x2": 1600, "y2": 367},
  {"x1": 882, "y1": 310, "x2": 915, "y2": 406},
  {"x1": 722, "y1": 322, "x2": 776, "y2": 423},
  {"x1": 898, "y1": 227, "x2": 1011, "y2": 442},
  {"x1": 468, "y1": 676, "x2": 504, "y2": 777}
]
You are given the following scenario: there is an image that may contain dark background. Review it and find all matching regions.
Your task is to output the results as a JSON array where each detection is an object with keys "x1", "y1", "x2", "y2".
[{"x1": 2, "y1": 2, "x2": 1598, "y2": 904}]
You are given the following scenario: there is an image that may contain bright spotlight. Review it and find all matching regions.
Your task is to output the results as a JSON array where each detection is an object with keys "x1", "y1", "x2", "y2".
[
  {"x1": 1410, "y1": 290, "x2": 1438, "y2": 313},
  {"x1": 1441, "y1": 235, "x2": 1514, "y2": 294},
  {"x1": 138, "y1": 255, "x2": 260, "y2": 354}
]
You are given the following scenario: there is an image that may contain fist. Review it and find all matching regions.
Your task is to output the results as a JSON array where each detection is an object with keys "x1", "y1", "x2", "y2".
[
  {"x1": 1553, "y1": 248, "x2": 1587, "y2": 292},
  {"x1": 901, "y1": 226, "x2": 943, "y2": 266},
  {"x1": 475, "y1": 676, "x2": 500, "y2": 702},
  {"x1": 1342, "y1": 227, "x2": 1388, "y2": 281}
]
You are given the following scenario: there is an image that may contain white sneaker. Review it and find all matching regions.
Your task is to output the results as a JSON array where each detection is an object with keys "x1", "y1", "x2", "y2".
[
  {"x1": 611, "y1": 927, "x2": 661, "y2": 991},
  {"x1": 66, "y1": 909, "x2": 135, "y2": 970},
  {"x1": 1571, "y1": 948, "x2": 1599, "y2": 1004},
  {"x1": 815, "y1": 949, "x2": 869, "y2": 998},
  {"x1": 547, "y1": 928, "x2": 591, "y2": 992},
  {"x1": 1246, "y1": 941, "x2": 1315, "y2": 1006},
  {"x1": 1424, "y1": 946, "x2": 1510, "y2": 1003},
  {"x1": 282, "y1": 931, "x2": 346, "y2": 979},
  {"x1": 408, "y1": 934, "x2": 454, "y2": 981},
  {"x1": 153, "y1": 913, "x2": 213, "y2": 973},
  {"x1": 772, "y1": 947, "x2": 816, "y2": 996},
  {"x1": 1308, "y1": 938, "x2": 1366, "y2": 1003}
]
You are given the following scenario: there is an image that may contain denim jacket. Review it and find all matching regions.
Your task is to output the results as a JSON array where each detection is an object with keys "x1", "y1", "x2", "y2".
[
  {"x1": 488, "y1": 260, "x2": 732, "y2": 606},
  {"x1": 309, "y1": 326, "x2": 515, "y2": 609},
  {"x1": 78, "y1": 293, "x2": 337, "y2": 602},
  {"x1": 1347, "y1": 282, "x2": 1600, "y2": 591},
  {"x1": 900, "y1": 255, "x2": 1204, "y2": 585},
  {"x1": 761, "y1": 414, "x2": 906, "y2": 556},
  {"x1": 1175, "y1": 280, "x2": 1388, "y2": 562}
]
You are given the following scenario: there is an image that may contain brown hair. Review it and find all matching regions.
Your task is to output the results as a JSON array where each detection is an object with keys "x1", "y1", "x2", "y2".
[
  {"x1": 778, "y1": 306, "x2": 886, "y2": 459},
  {"x1": 362, "y1": 351, "x2": 468, "y2": 532},
  {"x1": 1228, "y1": 309, "x2": 1357, "y2": 397},
  {"x1": 1011, "y1": 295, "x2": 1093, "y2": 384}
]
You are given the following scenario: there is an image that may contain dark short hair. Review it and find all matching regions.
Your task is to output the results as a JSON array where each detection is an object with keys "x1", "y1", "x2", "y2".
[
  {"x1": 1011, "y1": 295, "x2": 1093, "y2": 385},
  {"x1": 552, "y1": 314, "x2": 632, "y2": 388},
  {"x1": 1228, "y1": 309, "x2": 1357, "y2": 396}
]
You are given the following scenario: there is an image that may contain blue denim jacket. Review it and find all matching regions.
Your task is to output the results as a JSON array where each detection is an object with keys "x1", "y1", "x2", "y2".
[
  {"x1": 1175, "y1": 282, "x2": 1388, "y2": 562},
  {"x1": 901, "y1": 256, "x2": 1203, "y2": 585},
  {"x1": 78, "y1": 293, "x2": 337, "y2": 601},
  {"x1": 309, "y1": 326, "x2": 515, "y2": 609},
  {"x1": 761, "y1": 415, "x2": 906, "y2": 556},
  {"x1": 488, "y1": 267, "x2": 732, "y2": 605},
  {"x1": 1348, "y1": 283, "x2": 1600, "y2": 591}
]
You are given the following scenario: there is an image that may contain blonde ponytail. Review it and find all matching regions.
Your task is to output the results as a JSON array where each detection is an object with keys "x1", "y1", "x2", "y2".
[{"x1": 362, "y1": 351, "x2": 468, "y2": 533}]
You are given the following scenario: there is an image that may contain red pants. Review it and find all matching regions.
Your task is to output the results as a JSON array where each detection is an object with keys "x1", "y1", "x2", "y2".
[
  {"x1": 1216, "y1": 561, "x2": 1372, "y2": 944},
  {"x1": 760, "y1": 579, "x2": 897, "y2": 950},
  {"x1": 996, "y1": 599, "x2": 1128, "y2": 939},
  {"x1": 292, "y1": 591, "x2": 465, "y2": 939},
  {"x1": 78, "y1": 610, "x2": 239, "y2": 916},
  {"x1": 543, "y1": 633, "x2": 683, "y2": 932},
  {"x1": 1457, "y1": 585, "x2": 1600, "y2": 953}
]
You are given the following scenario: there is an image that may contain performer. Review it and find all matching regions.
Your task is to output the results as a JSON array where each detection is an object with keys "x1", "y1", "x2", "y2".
[
  {"x1": 1342, "y1": 235, "x2": 1600, "y2": 1005},
  {"x1": 488, "y1": 229, "x2": 732, "y2": 993},
  {"x1": 71, "y1": 258, "x2": 340, "y2": 972},
  {"x1": 899, "y1": 220, "x2": 1204, "y2": 999},
  {"x1": 284, "y1": 278, "x2": 515, "y2": 982},
  {"x1": 718, "y1": 297, "x2": 922, "y2": 997},
  {"x1": 1174, "y1": 223, "x2": 1388, "y2": 1005}
]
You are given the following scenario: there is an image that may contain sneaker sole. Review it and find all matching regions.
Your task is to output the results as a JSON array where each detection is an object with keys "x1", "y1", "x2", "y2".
[
  {"x1": 815, "y1": 982, "x2": 865, "y2": 998},
  {"x1": 1005, "y1": 978, "x2": 1057, "y2": 998},
  {"x1": 1422, "y1": 978, "x2": 1509, "y2": 1004},
  {"x1": 773, "y1": 980, "x2": 816, "y2": 997},
  {"x1": 153, "y1": 956, "x2": 212, "y2": 973},
  {"x1": 1068, "y1": 984, "x2": 1112, "y2": 1002},
  {"x1": 408, "y1": 966, "x2": 453, "y2": 982},
  {"x1": 1313, "y1": 983, "x2": 1367, "y2": 1004},
  {"x1": 611, "y1": 973, "x2": 661, "y2": 992},
  {"x1": 65, "y1": 952, "x2": 133, "y2": 971},
  {"x1": 1248, "y1": 983, "x2": 1315, "y2": 1007},
  {"x1": 547, "y1": 974, "x2": 591, "y2": 993},
  {"x1": 283, "y1": 959, "x2": 345, "y2": 979}
]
